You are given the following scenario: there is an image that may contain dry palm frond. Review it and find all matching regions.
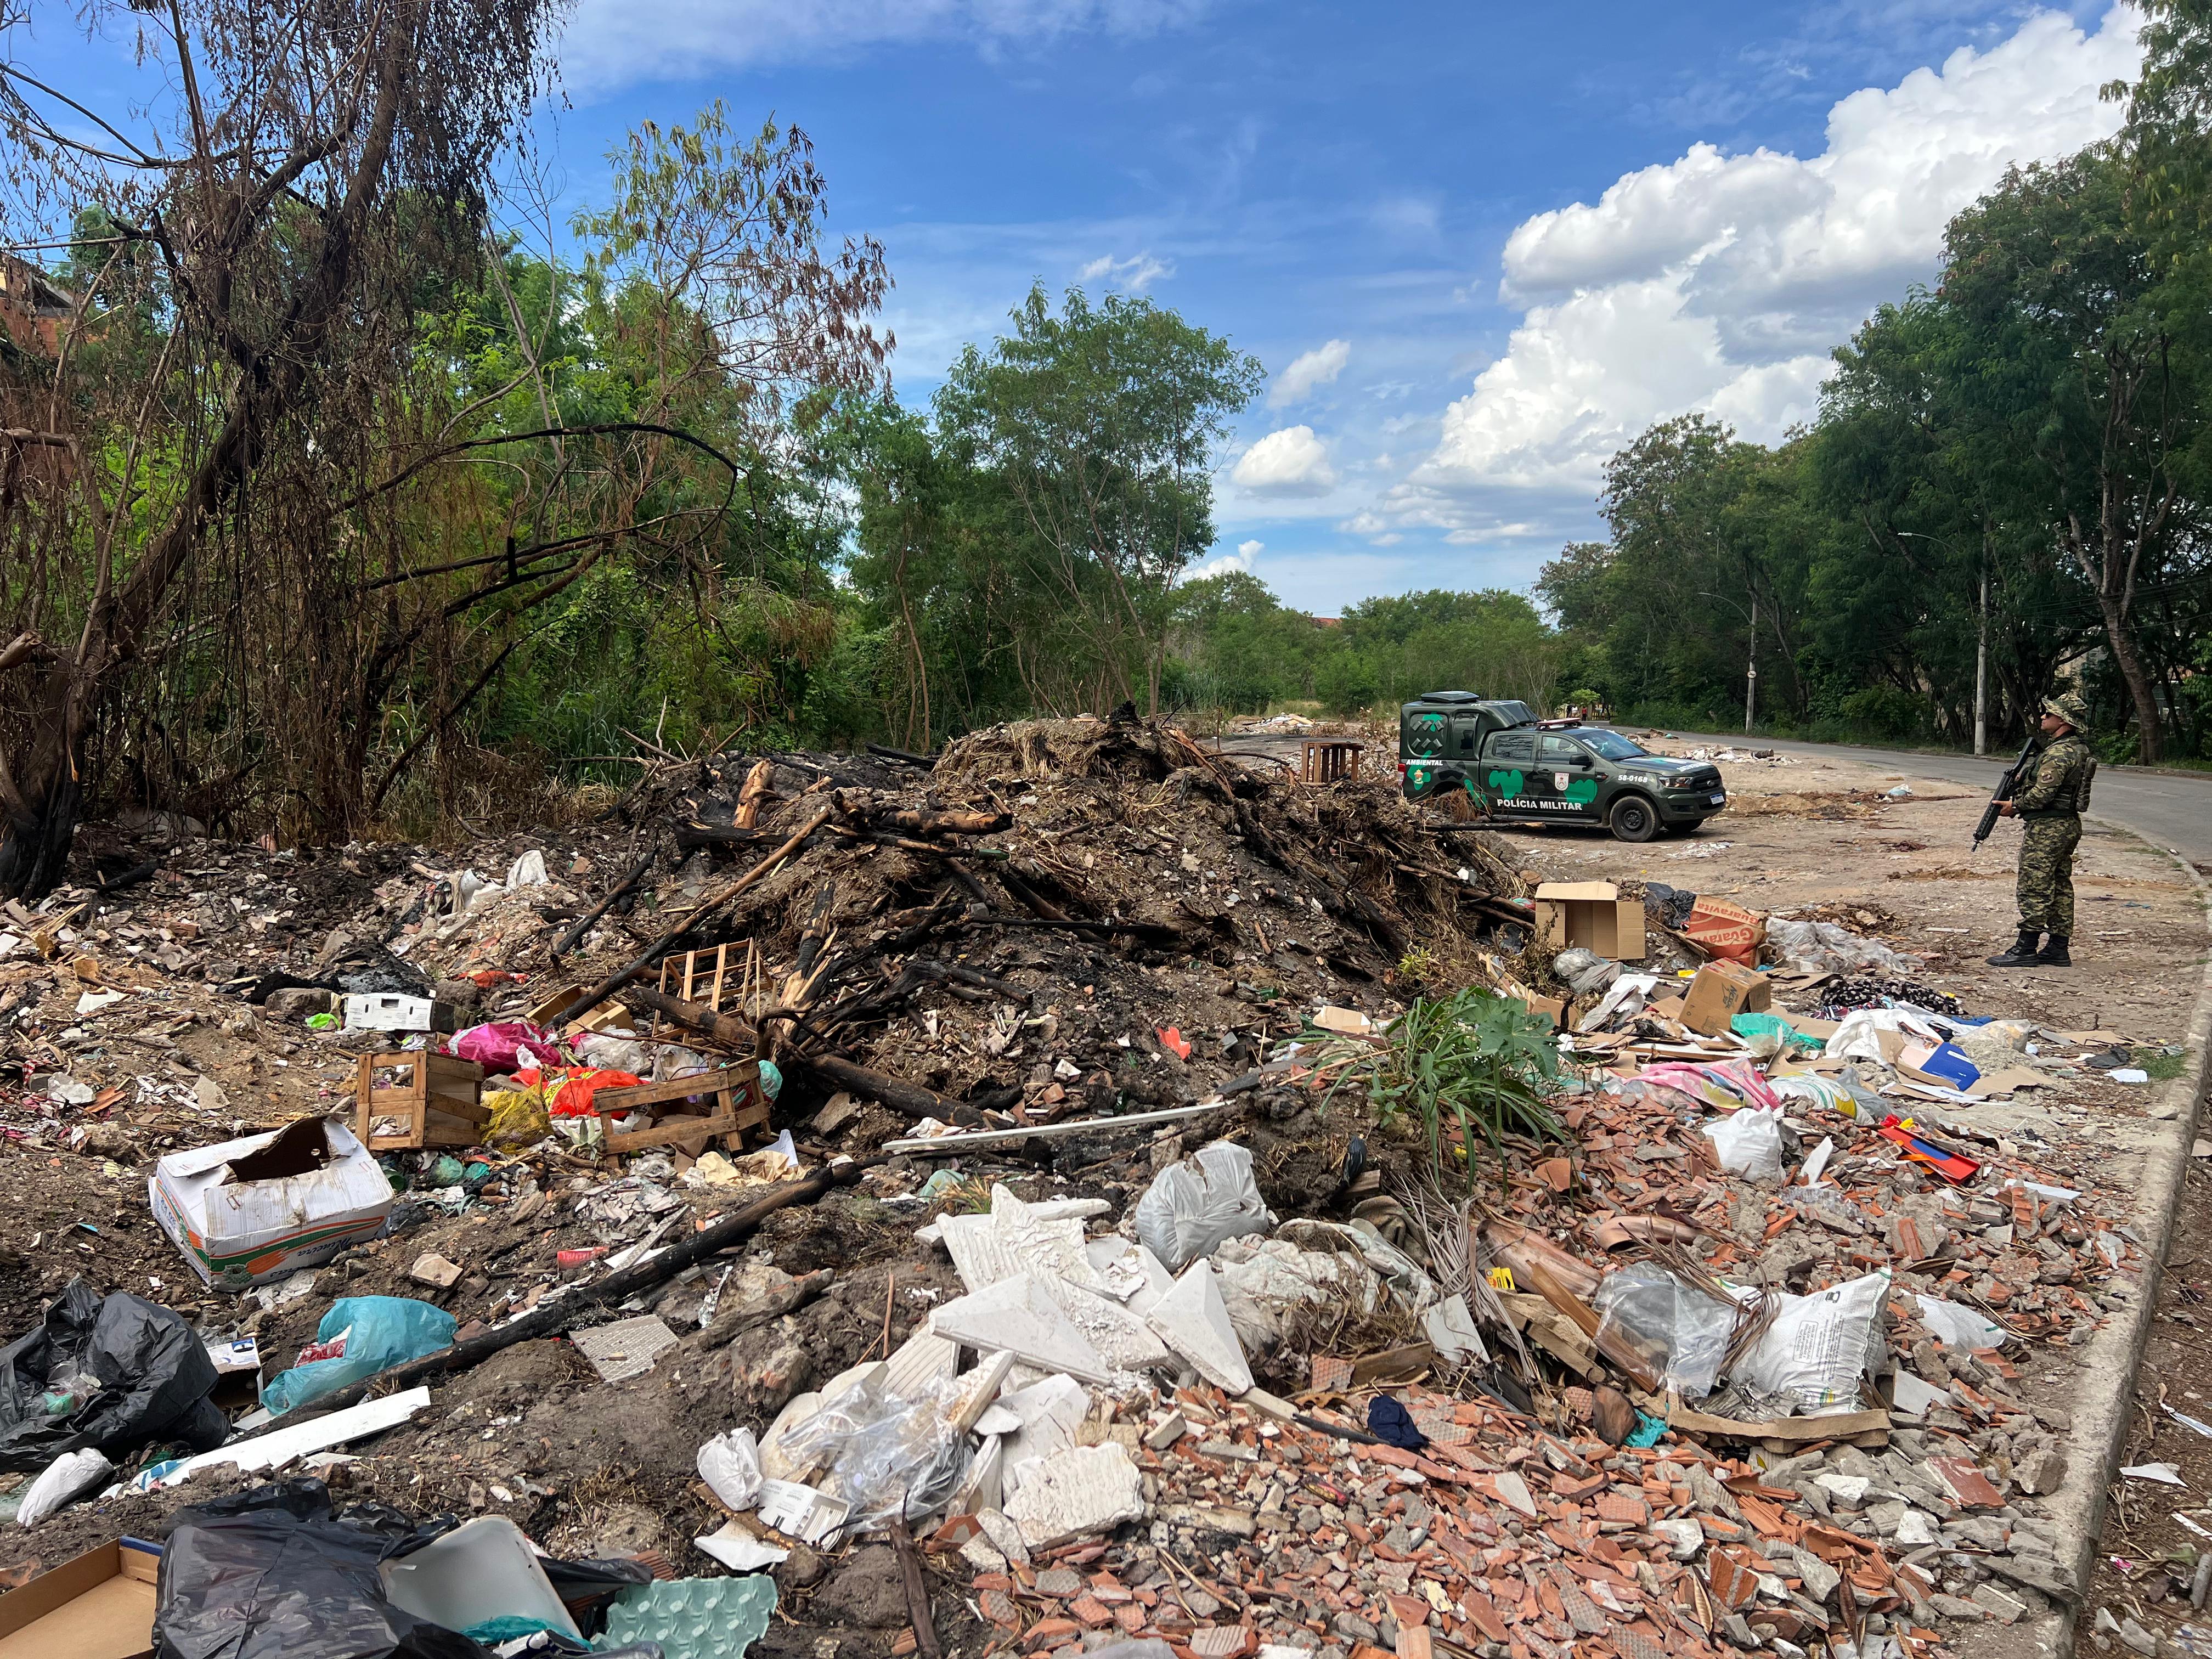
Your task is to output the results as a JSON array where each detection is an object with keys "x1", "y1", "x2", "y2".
[
  {"x1": 1395, "y1": 1180, "x2": 1539, "y2": 1385},
  {"x1": 1645, "y1": 1240, "x2": 1779, "y2": 1373}
]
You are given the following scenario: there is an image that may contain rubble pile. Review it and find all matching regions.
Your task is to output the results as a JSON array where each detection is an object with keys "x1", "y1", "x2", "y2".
[{"x1": 0, "y1": 713, "x2": 2181, "y2": 1658}]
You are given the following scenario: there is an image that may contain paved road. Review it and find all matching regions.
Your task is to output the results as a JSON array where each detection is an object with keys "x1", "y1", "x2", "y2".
[{"x1": 1668, "y1": 730, "x2": 2212, "y2": 868}]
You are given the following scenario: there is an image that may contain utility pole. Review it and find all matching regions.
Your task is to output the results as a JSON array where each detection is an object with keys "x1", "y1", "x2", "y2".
[
  {"x1": 1974, "y1": 563, "x2": 1988, "y2": 758},
  {"x1": 1745, "y1": 594, "x2": 1758, "y2": 735}
]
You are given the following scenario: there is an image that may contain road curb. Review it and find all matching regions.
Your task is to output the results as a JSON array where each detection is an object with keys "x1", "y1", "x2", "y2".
[{"x1": 2022, "y1": 819, "x2": 2212, "y2": 1659}]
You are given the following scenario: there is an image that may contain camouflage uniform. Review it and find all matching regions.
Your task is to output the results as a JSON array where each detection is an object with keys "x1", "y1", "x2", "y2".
[{"x1": 2011, "y1": 730, "x2": 2096, "y2": 936}]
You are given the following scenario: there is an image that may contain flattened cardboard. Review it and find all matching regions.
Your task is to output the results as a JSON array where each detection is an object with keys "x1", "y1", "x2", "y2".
[
  {"x1": 1532, "y1": 882, "x2": 1645, "y2": 962},
  {"x1": 150, "y1": 1116, "x2": 394, "y2": 1288},
  {"x1": 0, "y1": 1538, "x2": 160, "y2": 1659}
]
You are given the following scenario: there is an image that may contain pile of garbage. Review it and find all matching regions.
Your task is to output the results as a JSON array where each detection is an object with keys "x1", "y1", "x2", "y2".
[{"x1": 0, "y1": 712, "x2": 2170, "y2": 1657}]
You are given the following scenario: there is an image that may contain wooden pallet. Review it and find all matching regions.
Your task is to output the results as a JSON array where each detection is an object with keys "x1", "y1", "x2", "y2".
[
  {"x1": 594, "y1": 1063, "x2": 770, "y2": 1156},
  {"x1": 355, "y1": 1051, "x2": 487, "y2": 1150}
]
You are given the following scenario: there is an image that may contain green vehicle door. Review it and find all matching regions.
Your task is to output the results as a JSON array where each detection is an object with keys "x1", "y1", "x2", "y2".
[
  {"x1": 1478, "y1": 730, "x2": 1540, "y2": 813},
  {"x1": 1537, "y1": 733, "x2": 1602, "y2": 818}
]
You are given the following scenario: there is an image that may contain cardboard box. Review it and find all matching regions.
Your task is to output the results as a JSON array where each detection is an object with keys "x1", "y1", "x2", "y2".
[
  {"x1": 0, "y1": 1538, "x2": 159, "y2": 1658},
  {"x1": 342, "y1": 992, "x2": 455, "y2": 1033},
  {"x1": 1681, "y1": 896, "x2": 1763, "y2": 965},
  {"x1": 150, "y1": 1116, "x2": 395, "y2": 1289},
  {"x1": 1532, "y1": 882, "x2": 1645, "y2": 962},
  {"x1": 1680, "y1": 961, "x2": 1771, "y2": 1036}
]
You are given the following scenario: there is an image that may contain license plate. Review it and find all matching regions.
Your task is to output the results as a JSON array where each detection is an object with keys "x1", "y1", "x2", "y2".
[{"x1": 1709, "y1": 793, "x2": 1726, "y2": 806}]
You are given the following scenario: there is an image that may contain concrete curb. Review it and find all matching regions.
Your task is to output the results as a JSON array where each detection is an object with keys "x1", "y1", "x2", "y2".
[{"x1": 2024, "y1": 818, "x2": 2212, "y2": 1659}]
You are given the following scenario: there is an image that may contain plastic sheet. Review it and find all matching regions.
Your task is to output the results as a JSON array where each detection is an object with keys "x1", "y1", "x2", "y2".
[
  {"x1": 1638, "y1": 1060, "x2": 1783, "y2": 1115},
  {"x1": 261, "y1": 1298, "x2": 456, "y2": 1418},
  {"x1": 1733, "y1": 1270, "x2": 1889, "y2": 1412},
  {"x1": 0, "y1": 1277, "x2": 226, "y2": 1474},
  {"x1": 770, "y1": 1374, "x2": 969, "y2": 1534},
  {"x1": 1767, "y1": 918, "x2": 1917, "y2": 977},
  {"x1": 1702, "y1": 1109, "x2": 1785, "y2": 1180},
  {"x1": 450, "y1": 1020, "x2": 565, "y2": 1073},
  {"x1": 1594, "y1": 1263, "x2": 1734, "y2": 1398},
  {"x1": 1132, "y1": 1141, "x2": 1273, "y2": 1272},
  {"x1": 153, "y1": 1480, "x2": 487, "y2": 1659},
  {"x1": 1553, "y1": 948, "x2": 1619, "y2": 997},
  {"x1": 1915, "y1": 1294, "x2": 2008, "y2": 1349}
]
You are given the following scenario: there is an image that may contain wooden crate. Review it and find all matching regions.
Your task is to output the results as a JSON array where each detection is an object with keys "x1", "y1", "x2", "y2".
[
  {"x1": 354, "y1": 1051, "x2": 487, "y2": 1150},
  {"x1": 594, "y1": 1063, "x2": 770, "y2": 1156}
]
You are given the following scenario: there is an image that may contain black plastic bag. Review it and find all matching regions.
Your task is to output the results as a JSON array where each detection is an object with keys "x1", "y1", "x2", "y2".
[
  {"x1": 0, "y1": 1278, "x2": 226, "y2": 1473},
  {"x1": 155, "y1": 1481, "x2": 490, "y2": 1659},
  {"x1": 538, "y1": 1556, "x2": 655, "y2": 1635}
]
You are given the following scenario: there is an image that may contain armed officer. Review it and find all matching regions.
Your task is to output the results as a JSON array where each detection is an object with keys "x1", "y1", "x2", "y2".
[{"x1": 1985, "y1": 692, "x2": 2097, "y2": 969}]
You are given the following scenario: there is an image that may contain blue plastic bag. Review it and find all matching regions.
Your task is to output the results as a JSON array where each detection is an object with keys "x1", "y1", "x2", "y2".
[{"x1": 260, "y1": 1298, "x2": 455, "y2": 1418}]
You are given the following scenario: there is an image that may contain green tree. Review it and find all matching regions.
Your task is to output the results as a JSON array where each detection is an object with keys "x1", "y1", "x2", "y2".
[{"x1": 934, "y1": 284, "x2": 1262, "y2": 715}]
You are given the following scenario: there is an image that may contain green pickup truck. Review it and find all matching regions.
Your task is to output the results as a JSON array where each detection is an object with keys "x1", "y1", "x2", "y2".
[{"x1": 1396, "y1": 691, "x2": 1727, "y2": 842}]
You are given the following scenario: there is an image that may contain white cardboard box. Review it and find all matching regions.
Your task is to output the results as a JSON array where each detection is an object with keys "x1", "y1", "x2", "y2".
[
  {"x1": 343, "y1": 992, "x2": 450, "y2": 1032},
  {"x1": 150, "y1": 1117, "x2": 394, "y2": 1289}
]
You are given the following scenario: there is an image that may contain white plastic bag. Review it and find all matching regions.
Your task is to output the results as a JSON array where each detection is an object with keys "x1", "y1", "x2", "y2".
[
  {"x1": 1132, "y1": 1142, "x2": 1272, "y2": 1272},
  {"x1": 1703, "y1": 1109, "x2": 1785, "y2": 1181},
  {"x1": 697, "y1": 1427, "x2": 763, "y2": 1510},
  {"x1": 1915, "y1": 1294, "x2": 2008, "y2": 1350},
  {"x1": 19, "y1": 1447, "x2": 112, "y2": 1527},
  {"x1": 1732, "y1": 1271, "x2": 1889, "y2": 1412}
]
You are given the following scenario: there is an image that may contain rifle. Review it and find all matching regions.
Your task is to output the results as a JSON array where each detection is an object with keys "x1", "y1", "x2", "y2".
[{"x1": 1973, "y1": 733, "x2": 2041, "y2": 845}]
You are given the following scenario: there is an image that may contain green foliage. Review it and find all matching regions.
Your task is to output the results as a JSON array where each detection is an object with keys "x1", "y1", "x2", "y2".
[{"x1": 1306, "y1": 990, "x2": 1568, "y2": 1194}]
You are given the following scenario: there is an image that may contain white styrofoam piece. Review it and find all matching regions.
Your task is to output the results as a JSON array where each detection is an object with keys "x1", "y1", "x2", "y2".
[
  {"x1": 952, "y1": 1434, "x2": 1005, "y2": 1514},
  {"x1": 1891, "y1": 1370, "x2": 1951, "y2": 1418},
  {"x1": 156, "y1": 1387, "x2": 432, "y2": 1484},
  {"x1": 1002, "y1": 1442, "x2": 1147, "y2": 1549},
  {"x1": 1424, "y1": 1293, "x2": 1487, "y2": 1363},
  {"x1": 1143, "y1": 1261, "x2": 1252, "y2": 1393},
  {"x1": 939, "y1": 1187, "x2": 1113, "y2": 1297},
  {"x1": 883, "y1": 1329, "x2": 959, "y2": 1399},
  {"x1": 929, "y1": 1275, "x2": 1114, "y2": 1384},
  {"x1": 759, "y1": 1391, "x2": 823, "y2": 1481},
  {"x1": 1043, "y1": 1279, "x2": 1173, "y2": 1372},
  {"x1": 996, "y1": 1373, "x2": 1091, "y2": 1497},
  {"x1": 819, "y1": 1359, "x2": 888, "y2": 1407}
]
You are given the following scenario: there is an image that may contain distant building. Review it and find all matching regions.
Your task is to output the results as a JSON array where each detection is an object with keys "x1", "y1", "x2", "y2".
[
  {"x1": 0, "y1": 256, "x2": 74, "y2": 357},
  {"x1": 1310, "y1": 616, "x2": 1342, "y2": 630}
]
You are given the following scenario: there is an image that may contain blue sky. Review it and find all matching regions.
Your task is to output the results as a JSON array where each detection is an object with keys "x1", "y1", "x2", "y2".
[{"x1": 19, "y1": 0, "x2": 2143, "y2": 614}]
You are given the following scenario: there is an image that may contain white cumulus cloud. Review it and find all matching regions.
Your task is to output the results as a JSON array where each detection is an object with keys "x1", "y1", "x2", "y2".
[
  {"x1": 1078, "y1": 251, "x2": 1176, "y2": 292},
  {"x1": 1268, "y1": 338, "x2": 1351, "y2": 408},
  {"x1": 1403, "y1": 5, "x2": 2140, "y2": 512},
  {"x1": 1185, "y1": 539, "x2": 1263, "y2": 581},
  {"x1": 1234, "y1": 427, "x2": 1339, "y2": 496},
  {"x1": 560, "y1": 0, "x2": 1206, "y2": 92}
]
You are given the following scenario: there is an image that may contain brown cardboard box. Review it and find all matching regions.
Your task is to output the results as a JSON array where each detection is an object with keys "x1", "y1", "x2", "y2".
[
  {"x1": 1680, "y1": 961, "x2": 1771, "y2": 1035},
  {"x1": 1532, "y1": 882, "x2": 1645, "y2": 961},
  {"x1": 0, "y1": 1539, "x2": 159, "y2": 1658}
]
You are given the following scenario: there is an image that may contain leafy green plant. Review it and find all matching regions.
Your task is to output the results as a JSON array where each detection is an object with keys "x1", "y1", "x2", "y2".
[{"x1": 1303, "y1": 989, "x2": 1568, "y2": 1193}]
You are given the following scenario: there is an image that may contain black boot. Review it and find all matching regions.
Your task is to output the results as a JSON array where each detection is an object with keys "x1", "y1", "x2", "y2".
[
  {"x1": 1987, "y1": 928, "x2": 2043, "y2": 967},
  {"x1": 2035, "y1": 934, "x2": 2072, "y2": 967}
]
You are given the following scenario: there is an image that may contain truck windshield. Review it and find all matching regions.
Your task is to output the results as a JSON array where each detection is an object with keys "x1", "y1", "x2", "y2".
[{"x1": 1579, "y1": 730, "x2": 1650, "y2": 760}]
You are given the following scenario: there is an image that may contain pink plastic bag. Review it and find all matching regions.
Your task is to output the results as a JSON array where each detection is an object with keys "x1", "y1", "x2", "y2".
[{"x1": 451, "y1": 1019, "x2": 565, "y2": 1073}]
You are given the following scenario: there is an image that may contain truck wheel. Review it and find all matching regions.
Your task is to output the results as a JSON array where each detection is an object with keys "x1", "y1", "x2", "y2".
[{"x1": 1609, "y1": 795, "x2": 1659, "y2": 843}]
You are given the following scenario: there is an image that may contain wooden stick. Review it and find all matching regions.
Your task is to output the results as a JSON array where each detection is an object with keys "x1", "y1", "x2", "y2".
[
  {"x1": 306, "y1": 1161, "x2": 875, "y2": 1414},
  {"x1": 550, "y1": 850, "x2": 656, "y2": 961},
  {"x1": 891, "y1": 1519, "x2": 945, "y2": 1659},
  {"x1": 801, "y1": 1054, "x2": 980, "y2": 1121},
  {"x1": 549, "y1": 805, "x2": 832, "y2": 1030},
  {"x1": 735, "y1": 757, "x2": 777, "y2": 828}
]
